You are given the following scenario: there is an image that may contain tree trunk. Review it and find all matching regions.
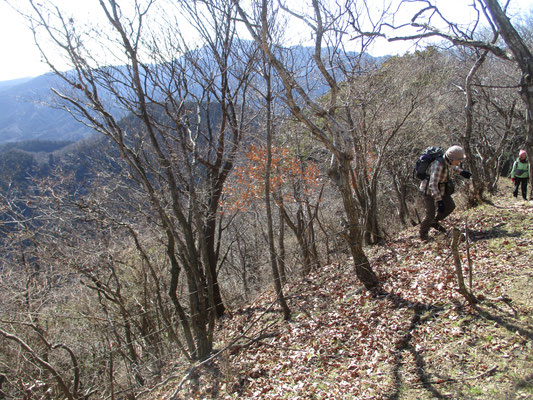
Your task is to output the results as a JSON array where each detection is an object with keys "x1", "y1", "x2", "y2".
[
  {"x1": 305, "y1": 201, "x2": 321, "y2": 270},
  {"x1": 337, "y1": 154, "x2": 379, "y2": 289},
  {"x1": 364, "y1": 188, "x2": 381, "y2": 245},
  {"x1": 278, "y1": 206, "x2": 287, "y2": 284},
  {"x1": 482, "y1": 0, "x2": 533, "y2": 188},
  {"x1": 168, "y1": 255, "x2": 195, "y2": 359},
  {"x1": 264, "y1": 61, "x2": 291, "y2": 321},
  {"x1": 391, "y1": 172, "x2": 411, "y2": 226},
  {"x1": 121, "y1": 309, "x2": 145, "y2": 386},
  {"x1": 204, "y1": 211, "x2": 226, "y2": 318},
  {"x1": 297, "y1": 208, "x2": 314, "y2": 275},
  {"x1": 462, "y1": 44, "x2": 492, "y2": 205},
  {"x1": 278, "y1": 203, "x2": 320, "y2": 276}
]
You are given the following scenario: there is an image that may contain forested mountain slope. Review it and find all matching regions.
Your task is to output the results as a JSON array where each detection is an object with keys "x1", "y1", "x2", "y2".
[
  {"x1": 144, "y1": 183, "x2": 533, "y2": 400},
  {"x1": 0, "y1": 73, "x2": 92, "y2": 143},
  {"x1": 0, "y1": 44, "x2": 384, "y2": 146}
]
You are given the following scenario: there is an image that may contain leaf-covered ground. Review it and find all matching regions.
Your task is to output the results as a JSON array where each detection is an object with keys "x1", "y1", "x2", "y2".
[{"x1": 145, "y1": 185, "x2": 533, "y2": 400}]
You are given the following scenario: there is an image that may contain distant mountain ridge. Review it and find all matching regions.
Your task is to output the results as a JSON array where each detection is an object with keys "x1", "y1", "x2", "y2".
[
  {"x1": 0, "y1": 77, "x2": 34, "y2": 91},
  {"x1": 0, "y1": 45, "x2": 387, "y2": 146},
  {"x1": 0, "y1": 73, "x2": 93, "y2": 144}
]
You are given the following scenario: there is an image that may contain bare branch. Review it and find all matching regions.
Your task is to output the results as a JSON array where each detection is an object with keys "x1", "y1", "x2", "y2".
[{"x1": 0, "y1": 328, "x2": 75, "y2": 400}]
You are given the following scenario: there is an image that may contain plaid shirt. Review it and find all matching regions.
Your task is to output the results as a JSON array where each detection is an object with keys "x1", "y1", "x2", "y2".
[{"x1": 420, "y1": 158, "x2": 463, "y2": 201}]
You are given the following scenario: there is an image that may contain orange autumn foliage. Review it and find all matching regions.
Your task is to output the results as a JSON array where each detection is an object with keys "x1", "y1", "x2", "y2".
[{"x1": 223, "y1": 145, "x2": 323, "y2": 213}]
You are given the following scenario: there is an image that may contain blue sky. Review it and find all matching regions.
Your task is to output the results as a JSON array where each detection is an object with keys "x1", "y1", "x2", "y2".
[{"x1": 1, "y1": 0, "x2": 532, "y2": 82}]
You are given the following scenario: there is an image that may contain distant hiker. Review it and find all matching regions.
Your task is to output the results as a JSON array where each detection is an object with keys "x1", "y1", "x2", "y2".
[
  {"x1": 510, "y1": 149, "x2": 530, "y2": 201},
  {"x1": 419, "y1": 145, "x2": 472, "y2": 241}
]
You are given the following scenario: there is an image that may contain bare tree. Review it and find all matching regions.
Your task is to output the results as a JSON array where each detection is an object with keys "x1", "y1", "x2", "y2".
[
  {"x1": 233, "y1": 0, "x2": 381, "y2": 290},
  {"x1": 450, "y1": 45, "x2": 523, "y2": 197},
  {"x1": 262, "y1": 57, "x2": 291, "y2": 320},
  {"x1": 0, "y1": 328, "x2": 76, "y2": 400},
  {"x1": 20, "y1": 0, "x2": 258, "y2": 361},
  {"x1": 0, "y1": 193, "x2": 89, "y2": 399}
]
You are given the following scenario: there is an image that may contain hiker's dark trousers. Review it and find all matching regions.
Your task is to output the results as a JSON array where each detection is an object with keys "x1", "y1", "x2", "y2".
[
  {"x1": 513, "y1": 177, "x2": 529, "y2": 200},
  {"x1": 420, "y1": 194, "x2": 455, "y2": 237}
]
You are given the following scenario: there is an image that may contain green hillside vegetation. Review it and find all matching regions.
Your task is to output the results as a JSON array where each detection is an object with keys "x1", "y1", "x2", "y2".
[
  {"x1": 143, "y1": 183, "x2": 532, "y2": 399},
  {"x1": 0, "y1": 139, "x2": 74, "y2": 154},
  {"x1": 0, "y1": 137, "x2": 108, "y2": 192}
]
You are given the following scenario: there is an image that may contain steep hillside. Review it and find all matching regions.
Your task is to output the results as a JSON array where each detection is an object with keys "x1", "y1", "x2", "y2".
[{"x1": 141, "y1": 183, "x2": 533, "y2": 399}]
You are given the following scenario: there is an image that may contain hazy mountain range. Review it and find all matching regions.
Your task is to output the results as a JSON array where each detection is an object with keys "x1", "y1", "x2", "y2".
[
  {"x1": 0, "y1": 46, "x2": 386, "y2": 146},
  {"x1": 0, "y1": 73, "x2": 94, "y2": 144}
]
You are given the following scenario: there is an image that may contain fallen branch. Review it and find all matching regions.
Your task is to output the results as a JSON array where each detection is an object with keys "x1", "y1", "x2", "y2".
[{"x1": 228, "y1": 331, "x2": 281, "y2": 355}]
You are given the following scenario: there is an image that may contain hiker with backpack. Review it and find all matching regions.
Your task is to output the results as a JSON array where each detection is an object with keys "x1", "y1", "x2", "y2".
[
  {"x1": 417, "y1": 145, "x2": 472, "y2": 241},
  {"x1": 510, "y1": 150, "x2": 530, "y2": 201}
]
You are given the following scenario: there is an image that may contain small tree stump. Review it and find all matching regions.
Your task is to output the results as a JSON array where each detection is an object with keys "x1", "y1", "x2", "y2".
[{"x1": 451, "y1": 228, "x2": 478, "y2": 306}]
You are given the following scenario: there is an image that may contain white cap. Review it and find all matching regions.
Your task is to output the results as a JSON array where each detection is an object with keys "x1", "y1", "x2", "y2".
[{"x1": 445, "y1": 145, "x2": 466, "y2": 161}]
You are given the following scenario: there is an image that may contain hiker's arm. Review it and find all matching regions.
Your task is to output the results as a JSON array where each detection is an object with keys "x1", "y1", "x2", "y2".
[
  {"x1": 450, "y1": 161, "x2": 470, "y2": 174},
  {"x1": 452, "y1": 165, "x2": 470, "y2": 178},
  {"x1": 428, "y1": 161, "x2": 443, "y2": 200}
]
